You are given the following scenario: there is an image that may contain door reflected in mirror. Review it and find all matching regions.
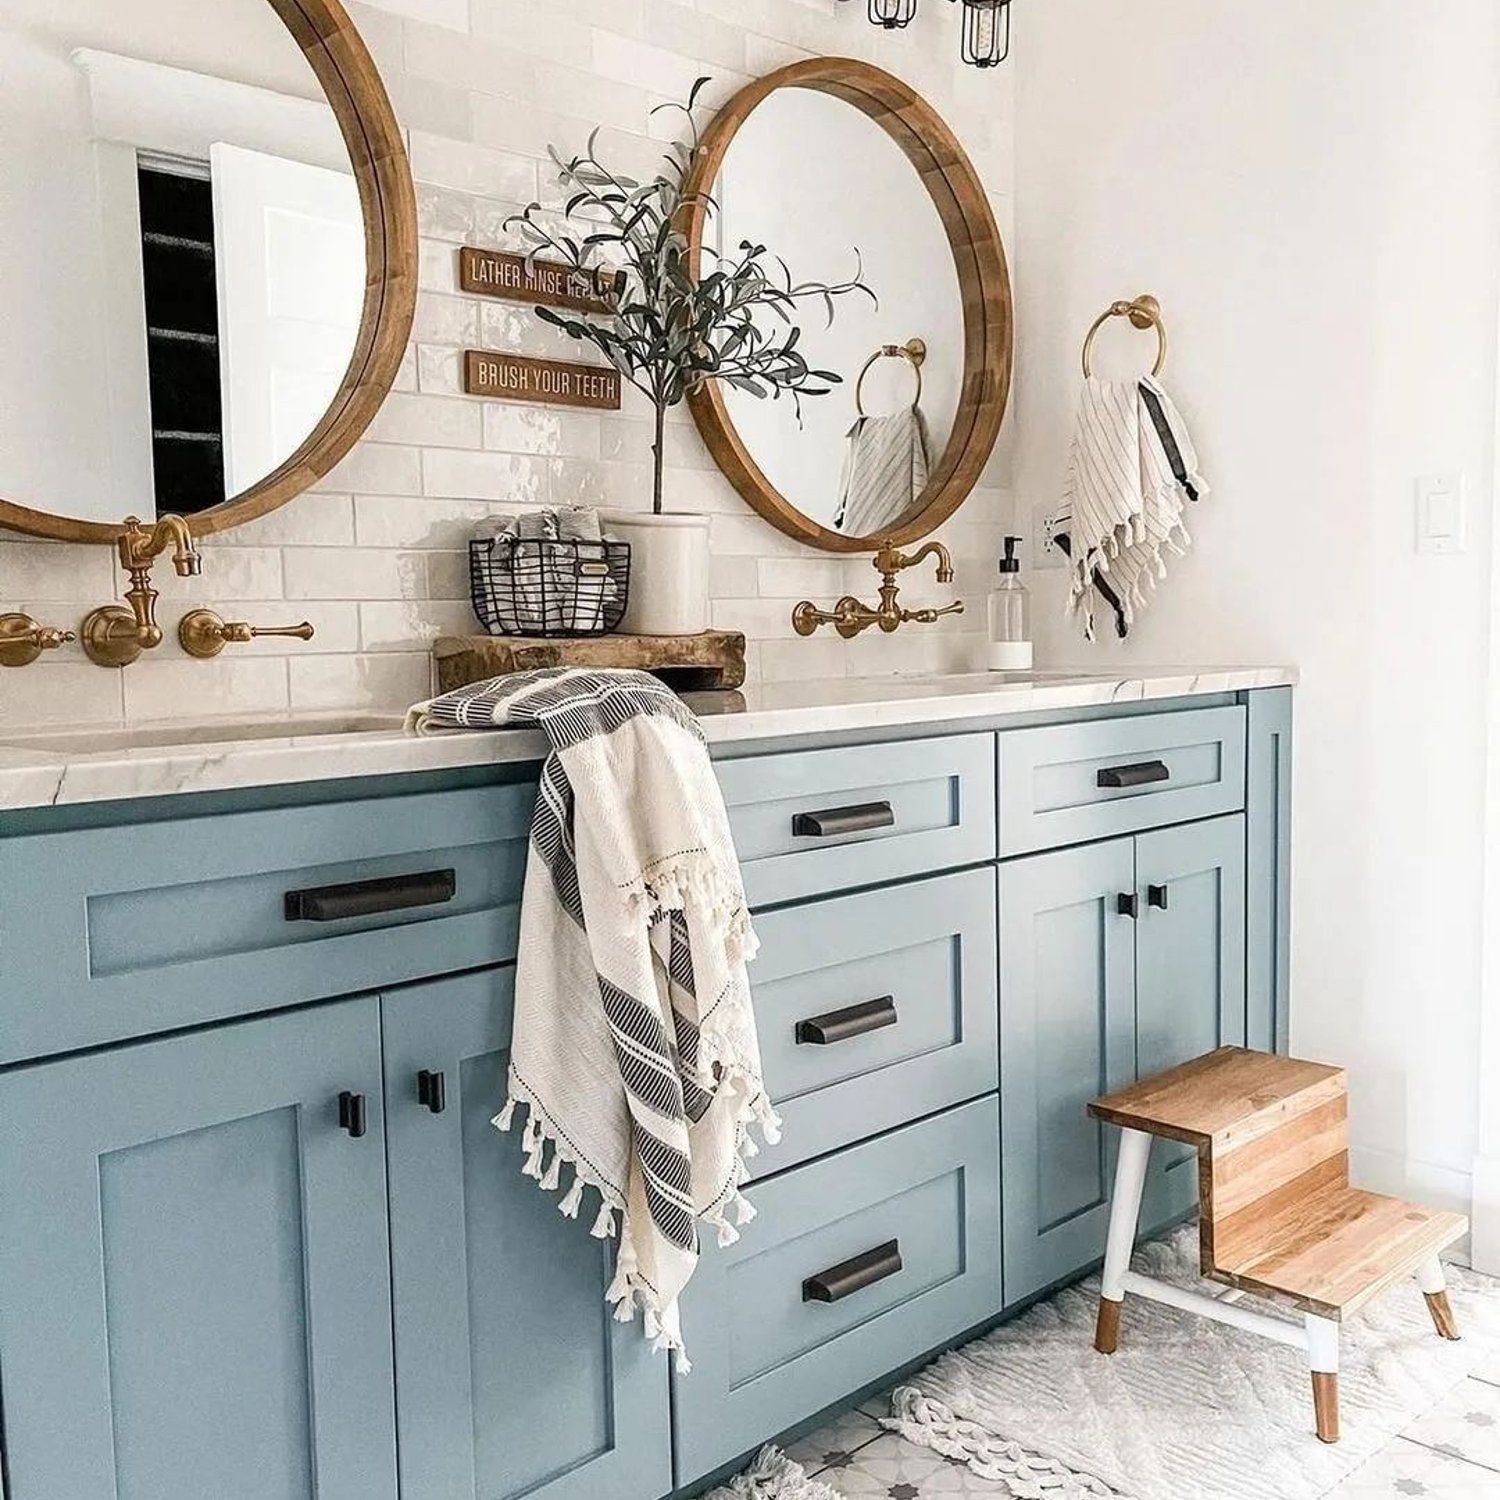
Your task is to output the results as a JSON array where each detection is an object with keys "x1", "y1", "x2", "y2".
[
  {"x1": 713, "y1": 88, "x2": 965, "y2": 541},
  {"x1": 0, "y1": 0, "x2": 367, "y2": 525}
]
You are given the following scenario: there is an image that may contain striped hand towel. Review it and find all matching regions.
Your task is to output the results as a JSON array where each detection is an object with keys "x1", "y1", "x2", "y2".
[
  {"x1": 1050, "y1": 376, "x2": 1208, "y2": 640},
  {"x1": 406, "y1": 668, "x2": 779, "y2": 1371},
  {"x1": 834, "y1": 408, "x2": 931, "y2": 536}
]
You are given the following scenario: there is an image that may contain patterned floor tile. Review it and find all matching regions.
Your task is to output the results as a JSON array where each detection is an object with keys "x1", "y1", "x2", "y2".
[
  {"x1": 783, "y1": 1408, "x2": 884, "y2": 1478},
  {"x1": 1330, "y1": 1436, "x2": 1500, "y2": 1496},
  {"x1": 833, "y1": 1432, "x2": 1017, "y2": 1496},
  {"x1": 858, "y1": 1386, "x2": 897, "y2": 1421},
  {"x1": 1404, "y1": 1379, "x2": 1500, "y2": 1473}
]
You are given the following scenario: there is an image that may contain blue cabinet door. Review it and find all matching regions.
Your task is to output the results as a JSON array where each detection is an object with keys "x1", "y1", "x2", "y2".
[
  {"x1": 381, "y1": 969, "x2": 672, "y2": 1500},
  {"x1": 999, "y1": 839, "x2": 1137, "y2": 1306},
  {"x1": 1136, "y1": 814, "x2": 1248, "y2": 1231},
  {"x1": 0, "y1": 1000, "x2": 398, "y2": 1500}
]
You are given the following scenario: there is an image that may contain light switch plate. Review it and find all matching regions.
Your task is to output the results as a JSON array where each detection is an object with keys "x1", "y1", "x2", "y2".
[{"x1": 1417, "y1": 474, "x2": 1467, "y2": 555}]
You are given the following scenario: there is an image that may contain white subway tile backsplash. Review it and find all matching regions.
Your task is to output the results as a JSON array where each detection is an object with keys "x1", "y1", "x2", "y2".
[
  {"x1": 359, "y1": 599, "x2": 474, "y2": 653},
  {"x1": 422, "y1": 449, "x2": 551, "y2": 503},
  {"x1": 0, "y1": 541, "x2": 112, "y2": 601},
  {"x1": 283, "y1": 548, "x2": 427, "y2": 601},
  {"x1": 367, "y1": 392, "x2": 483, "y2": 449},
  {"x1": 123, "y1": 657, "x2": 290, "y2": 722},
  {"x1": 5, "y1": 662, "x2": 123, "y2": 725},
  {"x1": 288, "y1": 653, "x2": 432, "y2": 712},
  {"x1": 318, "y1": 443, "x2": 423, "y2": 497},
  {"x1": 483, "y1": 407, "x2": 601, "y2": 459},
  {"x1": 409, "y1": 130, "x2": 539, "y2": 201},
  {"x1": 0, "y1": 0, "x2": 1012, "y2": 724}
]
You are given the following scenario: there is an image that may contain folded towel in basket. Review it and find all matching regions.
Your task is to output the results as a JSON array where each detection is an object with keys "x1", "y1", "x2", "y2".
[{"x1": 406, "y1": 668, "x2": 780, "y2": 1370}]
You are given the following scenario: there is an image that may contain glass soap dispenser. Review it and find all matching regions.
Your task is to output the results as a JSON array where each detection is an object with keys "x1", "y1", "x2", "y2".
[{"x1": 986, "y1": 535, "x2": 1033, "y2": 671}]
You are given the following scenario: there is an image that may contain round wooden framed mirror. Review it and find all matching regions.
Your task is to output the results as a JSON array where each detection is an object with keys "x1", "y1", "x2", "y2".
[
  {"x1": 0, "y1": 0, "x2": 416, "y2": 543},
  {"x1": 682, "y1": 58, "x2": 1012, "y2": 554}
]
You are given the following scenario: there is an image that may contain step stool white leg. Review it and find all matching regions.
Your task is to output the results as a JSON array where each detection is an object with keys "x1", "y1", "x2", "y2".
[
  {"x1": 1416, "y1": 1254, "x2": 1460, "y2": 1340},
  {"x1": 1094, "y1": 1127, "x2": 1152, "y2": 1354},
  {"x1": 1306, "y1": 1314, "x2": 1341, "y2": 1444}
]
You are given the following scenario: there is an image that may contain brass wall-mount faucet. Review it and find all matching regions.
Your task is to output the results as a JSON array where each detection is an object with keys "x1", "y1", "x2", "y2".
[
  {"x1": 81, "y1": 515, "x2": 202, "y2": 668},
  {"x1": 0, "y1": 613, "x2": 75, "y2": 667},
  {"x1": 792, "y1": 540, "x2": 965, "y2": 640}
]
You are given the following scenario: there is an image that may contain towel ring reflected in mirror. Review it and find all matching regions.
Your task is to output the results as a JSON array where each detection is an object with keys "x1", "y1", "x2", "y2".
[
  {"x1": 1081, "y1": 294, "x2": 1169, "y2": 379},
  {"x1": 855, "y1": 338, "x2": 927, "y2": 418}
]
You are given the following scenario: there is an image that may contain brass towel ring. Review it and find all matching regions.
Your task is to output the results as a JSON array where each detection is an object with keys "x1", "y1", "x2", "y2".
[
  {"x1": 856, "y1": 337, "x2": 926, "y2": 418},
  {"x1": 1081, "y1": 294, "x2": 1168, "y2": 378}
]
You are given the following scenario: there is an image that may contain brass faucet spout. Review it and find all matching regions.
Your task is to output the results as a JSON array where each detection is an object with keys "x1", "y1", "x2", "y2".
[{"x1": 82, "y1": 513, "x2": 203, "y2": 666}]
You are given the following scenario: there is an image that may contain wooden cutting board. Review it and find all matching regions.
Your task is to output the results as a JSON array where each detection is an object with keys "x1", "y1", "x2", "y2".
[{"x1": 433, "y1": 631, "x2": 747, "y2": 693}]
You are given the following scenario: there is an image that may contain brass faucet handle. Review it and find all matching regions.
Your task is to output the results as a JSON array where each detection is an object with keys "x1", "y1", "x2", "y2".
[
  {"x1": 0, "y1": 612, "x2": 76, "y2": 667},
  {"x1": 179, "y1": 609, "x2": 315, "y2": 658},
  {"x1": 903, "y1": 600, "x2": 966, "y2": 625}
]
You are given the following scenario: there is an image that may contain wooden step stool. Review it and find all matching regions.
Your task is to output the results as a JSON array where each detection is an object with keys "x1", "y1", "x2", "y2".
[{"x1": 1088, "y1": 1047, "x2": 1467, "y2": 1444}]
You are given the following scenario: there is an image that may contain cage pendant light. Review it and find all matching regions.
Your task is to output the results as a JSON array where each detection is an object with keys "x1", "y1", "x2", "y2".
[
  {"x1": 955, "y1": 0, "x2": 1012, "y2": 66},
  {"x1": 868, "y1": 0, "x2": 919, "y2": 29}
]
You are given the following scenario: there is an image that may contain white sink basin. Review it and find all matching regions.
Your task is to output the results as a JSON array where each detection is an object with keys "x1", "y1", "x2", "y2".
[{"x1": 0, "y1": 712, "x2": 406, "y2": 754}]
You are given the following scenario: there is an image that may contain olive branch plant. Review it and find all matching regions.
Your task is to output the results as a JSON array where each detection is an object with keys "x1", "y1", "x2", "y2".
[{"x1": 505, "y1": 76, "x2": 875, "y2": 515}]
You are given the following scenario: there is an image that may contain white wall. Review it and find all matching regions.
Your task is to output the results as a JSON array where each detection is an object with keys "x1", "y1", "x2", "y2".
[
  {"x1": 1012, "y1": 0, "x2": 1500, "y2": 1216},
  {"x1": 0, "y1": 0, "x2": 1015, "y2": 724}
]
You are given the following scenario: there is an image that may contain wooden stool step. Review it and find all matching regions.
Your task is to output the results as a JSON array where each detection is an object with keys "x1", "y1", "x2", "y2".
[
  {"x1": 1210, "y1": 1182, "x2": 1467, "y2": 1320},
  {"x1": 1088, "y1": 1046, "x2": 1470, "y2": 1446}
]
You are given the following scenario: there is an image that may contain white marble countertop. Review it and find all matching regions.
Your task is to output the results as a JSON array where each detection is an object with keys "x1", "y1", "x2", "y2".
[{"x1": 0, "y1": 666, "x2": 1295, "y2": 813}]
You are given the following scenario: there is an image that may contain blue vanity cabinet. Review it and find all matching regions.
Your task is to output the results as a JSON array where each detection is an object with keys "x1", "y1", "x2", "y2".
[
  {"x1": 380, "y1": 969, "x2": 673, "y2": 1500},
  {"x1": 998, "y1": 839, "x2": 1138, "y2": 1307},
  {"x1": 0, "y1": 998, "x2": 399, "y2": 1500},
  {"x1": 1136, "y1": 815, "x2": 1248, "y2": 1231},
  {"x1": 1000, "y1": 815, "x2": 1250, "y2": 1304}
]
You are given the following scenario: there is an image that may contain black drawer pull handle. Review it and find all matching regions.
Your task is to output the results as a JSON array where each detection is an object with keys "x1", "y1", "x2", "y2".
[
  {"x1": 1096, "y1": 760, "x2": 1170, "y2": 790},
  {"x1": 1147, "y1": 883, "x2": 1170, "y2": 911},
  {"x1": 792, "y1": 801, "x2": 895, "y2": 838},
  {"x1": 417, "y1": 1069, "x2": 447, "y2": 1115},
  {"x1": 285, "y1": 868, "x2": 457, "y2": 922},
  {"x1": 338, "y1": 1091, "x2": 368, "y2": 1139},
  {"x1": 796, "y1": 996, "x2": 898, "y2": 1046},
  {"x1": 1117, "y1": 892, "x2": 1140, "y2": 919},
  {"x1": 803, "y1": 1240, "x2": 903, "y2": 1304}
]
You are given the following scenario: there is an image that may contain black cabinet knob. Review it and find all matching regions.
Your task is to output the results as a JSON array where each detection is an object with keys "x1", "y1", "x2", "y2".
[
  {"x1": 1147, "y1": 883, "x2": 1170, "y2": 911},
  {"x1": 417, "y1": 1069, "x2": 447, "y2": 1115},
  {"x1": 1116, "y1": 892, "x2": 1140, "y2": 919},
  {"x1": 338, "y1": 1091, "x2": 368, "y2": 1139}
]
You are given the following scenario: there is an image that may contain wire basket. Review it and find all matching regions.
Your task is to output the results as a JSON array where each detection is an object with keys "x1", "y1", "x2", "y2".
[{"x1": 468, "y1": 535, "x2": 631, "y2": 638}]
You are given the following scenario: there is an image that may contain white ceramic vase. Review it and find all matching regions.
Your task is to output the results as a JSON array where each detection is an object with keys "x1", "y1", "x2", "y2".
[{"x1": 601, "y1": 510, "x2": 711, "y2": 636}]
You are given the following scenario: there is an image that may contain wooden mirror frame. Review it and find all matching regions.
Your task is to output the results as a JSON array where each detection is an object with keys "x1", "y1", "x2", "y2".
[
  {"x1": 0, "y1": 0, "x2": 417, "y2": 544},
  {"x1": 682, "y1": 58, "x2": 1012, "y2": 554}
]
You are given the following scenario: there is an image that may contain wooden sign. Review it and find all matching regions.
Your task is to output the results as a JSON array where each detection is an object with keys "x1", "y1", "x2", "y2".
[
  {"x1": 463, "y1": 351, "x2": 622, "y2": 410},
  {"x1": 459, "y1": 247, "x2": 618, "y2": 314}
]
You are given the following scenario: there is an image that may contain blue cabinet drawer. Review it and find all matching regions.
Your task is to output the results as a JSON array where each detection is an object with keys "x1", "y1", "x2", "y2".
[
  {"x1": 718, "y1": 734, "x2": 995, "y2": 908},
  {"x1": 996, "y1": 706, "x2": 1245, "y2": 856},
  {"x1": 0, "y1": 783, "x2": 533, "y2": 1065},
  {"x1": 674, "y1": 1096, "x2": 1001, "y2": 1484},
  {"x1": 748, "y1": 868, "x2": 997, "y2": 1177}
]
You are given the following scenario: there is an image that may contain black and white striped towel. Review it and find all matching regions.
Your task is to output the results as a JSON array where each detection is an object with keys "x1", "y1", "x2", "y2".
[
  {"x1": 1050, "y1": 375, "x2": 1208, "y2": 641},
  {"x1": 407, "y1": 668, "x2": 778, "y2": 1371}
]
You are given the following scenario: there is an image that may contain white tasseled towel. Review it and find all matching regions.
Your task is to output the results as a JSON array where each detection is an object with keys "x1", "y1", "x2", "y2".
[
  {"x1": 1055, "y1": 375, "x2": 1208, "y2": 640},
  {"x1": 835, "y1": 408, "x2": 931, "y2": 536},
  {"x1": 407, "y1": 668, "x2": 780, "y2": 1372}
]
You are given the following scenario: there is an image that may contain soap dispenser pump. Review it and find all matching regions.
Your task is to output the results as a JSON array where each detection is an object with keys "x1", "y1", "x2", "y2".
[{"x1": 986, "y1": 535, "x2": 1033, "y2": 671}]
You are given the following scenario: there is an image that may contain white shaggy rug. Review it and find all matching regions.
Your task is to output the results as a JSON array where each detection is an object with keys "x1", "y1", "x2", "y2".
[
  {"x1": 707, "y1": 1447, "x2": 843, "y2": 1500},
  {"x1": 884, "y1": 1228, "x2": 1500, "y2": 1500}
]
